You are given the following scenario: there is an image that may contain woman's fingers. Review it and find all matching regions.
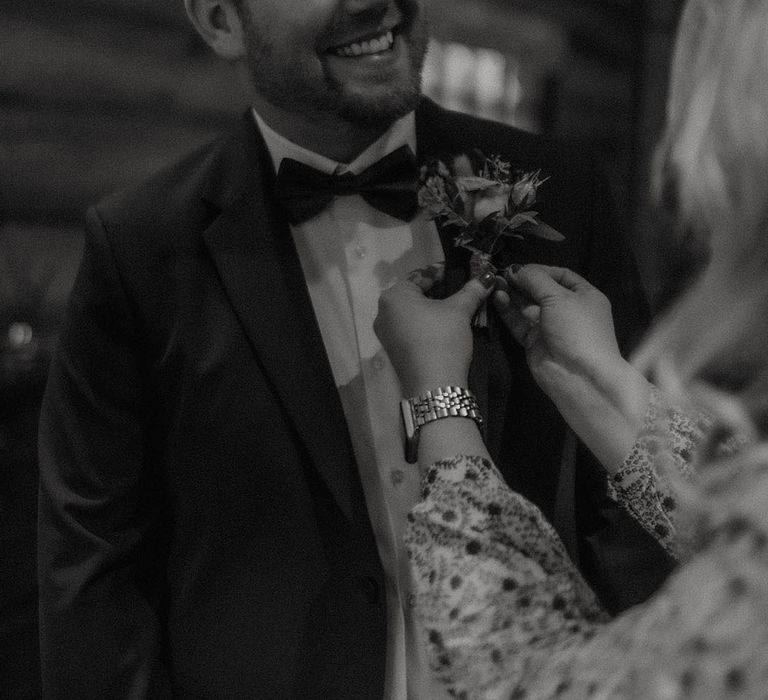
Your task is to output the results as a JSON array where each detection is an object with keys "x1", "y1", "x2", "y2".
[
  {"x1": 451, "y1": 272, "x2": 496, "y2": 316},
  {"x1": 505, "y1": 264, "x2": 593, "y2": 301},
  {"x1": 493, "y1": 289, "x2": 537, "y2": 346},
  {"x1": 536, "y1": 265, "x2": 593, "y2": 293},
  {"x1": 402, "y1": 263, "x2": 495, "y2": 318},
  {"x1": 405, "y1": 262, "x2": 446, "y2": 293}
]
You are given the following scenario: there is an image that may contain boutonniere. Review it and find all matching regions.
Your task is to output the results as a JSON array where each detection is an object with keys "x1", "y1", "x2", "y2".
[{"x1": 418, "y1": 151, "x2": 564, "y2": 326}]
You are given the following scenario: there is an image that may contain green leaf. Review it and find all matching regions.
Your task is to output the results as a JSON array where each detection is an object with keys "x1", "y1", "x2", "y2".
[
  {"x1": 506, "y1": 212, "x2": 540, "y2": 229},
  {"x1": 498, "y1": 230, "x2": 526, "y2": 239},
  {"x1": 444, "y1": 210, "x2": 469, "y2": 228},
  {"x1": 456, "y1": 241, "x2": 482, "y2": 255},
  {"x1": 527, "y1": 221, "x2": 566, "y2": 242},
  {"x1": 456, "y1": 176, "x2": 498, "y2": 192},
  {"x1": 478, "y1": 211, "x2": 498, "y2": 233}
]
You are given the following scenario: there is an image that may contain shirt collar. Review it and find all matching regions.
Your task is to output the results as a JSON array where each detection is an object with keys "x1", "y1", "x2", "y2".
[{"x1": 252, "y1": 108, "x2": 417, "y2": 176}]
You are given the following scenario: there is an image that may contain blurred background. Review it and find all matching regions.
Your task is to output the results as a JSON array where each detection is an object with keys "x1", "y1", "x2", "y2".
[{"x1": 1, "y1": 0, "x2": 683, "y2": 696}]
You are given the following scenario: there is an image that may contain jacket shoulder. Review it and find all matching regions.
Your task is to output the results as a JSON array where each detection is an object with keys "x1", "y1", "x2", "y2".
[
  {"x1": 416, "y1": 97, "x2": 596, "y2": 175},
  {"x1": 92, "y1": 134, "x2": 227, "y2": 242}
]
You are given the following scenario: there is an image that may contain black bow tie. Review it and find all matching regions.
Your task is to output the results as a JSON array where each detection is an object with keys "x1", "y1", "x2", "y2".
[{"x1": 274, "y1": 145, "x2": 419, "y2": 224}]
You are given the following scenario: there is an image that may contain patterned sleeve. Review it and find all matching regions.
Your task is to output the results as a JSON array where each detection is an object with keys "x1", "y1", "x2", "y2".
[
  {"x1": 405, "y1": 455, "x2": 609, "y2": 700},
  {"x1": 607, "y1": 388, "x2": 713, "y2": 559},
  {"x1": 406, "y1": 450, "x2": 768, "y2": 699}
]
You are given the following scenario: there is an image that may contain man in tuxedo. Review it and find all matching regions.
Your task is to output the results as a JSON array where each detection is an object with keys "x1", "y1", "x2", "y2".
[{"x1": 38, "y1": 0, "x2": 673, "y2": 697}]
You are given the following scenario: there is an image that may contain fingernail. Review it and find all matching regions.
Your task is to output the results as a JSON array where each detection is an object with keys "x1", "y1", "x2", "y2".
[
  {"x1": 494, "y1": 275, "x2": 509, "y2": 294},
  {"x1": 479, "y1": 271, "x2": 496, "y2": 288},
  {"x1": 507, "y1": 263, "x2": 523, "y2": 275}
]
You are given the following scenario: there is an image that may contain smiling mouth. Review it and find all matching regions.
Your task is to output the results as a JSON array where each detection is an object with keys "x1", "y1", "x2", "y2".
[{"x1": 329, "y1": 29, "x2": 396, "y2": 58}]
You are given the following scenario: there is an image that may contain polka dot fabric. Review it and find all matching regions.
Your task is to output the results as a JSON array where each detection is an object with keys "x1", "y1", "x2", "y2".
[{"x1": 406, "y1": 403, "x2": 768, "y2": 698}]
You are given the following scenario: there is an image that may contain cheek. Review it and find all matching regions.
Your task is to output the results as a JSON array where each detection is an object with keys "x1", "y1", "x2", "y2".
[
  {"x1": 252, "y1": 8, "x2": 324, "y2": 63},
  {"x1": 281, "y1": 4, "x2": 331, "y2": 48}
]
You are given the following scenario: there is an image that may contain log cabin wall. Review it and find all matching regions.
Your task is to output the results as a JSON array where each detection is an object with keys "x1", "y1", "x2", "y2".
[
  {"x1": 2, "y1": 6, "x2": 235, "y2": 693},
  {"x1": 0, "y1": 1, "x2": 682, "y2": 696}
]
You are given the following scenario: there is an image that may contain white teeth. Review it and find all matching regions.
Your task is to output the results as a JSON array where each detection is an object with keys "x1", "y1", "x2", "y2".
[{"x1": 333, "y1": 30, "x2": 394, "y2": 57}]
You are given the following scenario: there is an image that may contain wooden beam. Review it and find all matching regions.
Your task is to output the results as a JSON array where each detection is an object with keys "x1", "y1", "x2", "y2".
[
  {"x1": 0, "y1": 0, "x2": 188, "y2": 31},
  {"x1": 424, "y1": 0, "x2": 569, "y2": 66},
  {"x1": 1, "y1": 106, "x2": 222, "y2": 224},
  {"x1": 492, "y1": 0, "x2": 638, "y2": 36},
  {"x1": 1, "y1": 15, "x2": 245, "y2": 124},
  {"x1": 0, "y1": 223, "x2": 84, "y2": 314}
]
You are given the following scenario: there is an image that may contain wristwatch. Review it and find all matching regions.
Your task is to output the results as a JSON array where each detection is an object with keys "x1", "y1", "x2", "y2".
[{"x1": 400, "y1": 386, "x2": 483, "y2": 463}]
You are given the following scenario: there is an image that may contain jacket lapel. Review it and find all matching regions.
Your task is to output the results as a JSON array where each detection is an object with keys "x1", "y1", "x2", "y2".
[
  {"x1": 415, "y1": 99, "x2": 471, "y2": 280},
  {"x1": 415, "y1": 99, "x2": 569, "y2": 521},
  {"x1": 201, "y1": 114, "x2": 359, "y2": 521}
]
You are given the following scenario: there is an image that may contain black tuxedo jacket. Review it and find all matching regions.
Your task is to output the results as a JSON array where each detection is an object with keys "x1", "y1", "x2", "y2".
[{"x1": 38, "y1": 98, "x2": 673, "y2": 699}]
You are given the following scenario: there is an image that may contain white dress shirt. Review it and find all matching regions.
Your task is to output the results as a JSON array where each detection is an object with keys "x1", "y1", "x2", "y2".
[{"x1": 254, "y1": 109, "x2": 446, "y2": 699}]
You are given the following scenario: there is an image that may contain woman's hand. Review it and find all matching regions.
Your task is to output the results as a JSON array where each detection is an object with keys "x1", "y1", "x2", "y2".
[
  {"x1": 374, "y1": 264, "x2": 495, "y2": 397},
  {"x1": 494, "y1": 264, "x2": 651, "y2": 472},
  {"x1": 494, "y1": 264, "x2": 625, "y2": 397}
]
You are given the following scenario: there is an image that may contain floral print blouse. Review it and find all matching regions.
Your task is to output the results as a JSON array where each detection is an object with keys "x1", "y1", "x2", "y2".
[{"x1": 405, "y1": 392, "x2": 768, "y2": 699}]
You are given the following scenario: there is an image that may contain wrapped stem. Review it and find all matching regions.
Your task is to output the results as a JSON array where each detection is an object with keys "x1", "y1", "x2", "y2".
[{"x1": 469, "y1": 252, "x2": 496, "y2": 328}]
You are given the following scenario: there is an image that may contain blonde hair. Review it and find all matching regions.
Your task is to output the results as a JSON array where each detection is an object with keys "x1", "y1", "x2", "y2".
[{"x1": 635, "y1": 0, "x2": 768, "y2": 437}]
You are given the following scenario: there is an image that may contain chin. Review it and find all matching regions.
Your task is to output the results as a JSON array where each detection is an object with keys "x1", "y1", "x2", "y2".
[{"x1": 335, "y1": 82, "x2": 423, "y2": 128}]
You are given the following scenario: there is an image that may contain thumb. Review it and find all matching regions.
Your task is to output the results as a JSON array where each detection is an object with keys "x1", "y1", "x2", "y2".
[
  {"x1": 451, "y1": 272, "x2": 495, "y2": 315},
  {"x1": 505, "y1": 264, "x2": 566, "y2": 304}
]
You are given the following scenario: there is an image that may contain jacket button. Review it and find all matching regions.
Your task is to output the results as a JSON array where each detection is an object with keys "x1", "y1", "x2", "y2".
[{"x1": 358, "y1": 576, "x2": 380, "y2": 605}]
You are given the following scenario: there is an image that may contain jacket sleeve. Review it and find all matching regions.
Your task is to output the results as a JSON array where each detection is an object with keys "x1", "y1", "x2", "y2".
[{"x1": 38, "y1": 206, "x2": 169, "y2": 699}]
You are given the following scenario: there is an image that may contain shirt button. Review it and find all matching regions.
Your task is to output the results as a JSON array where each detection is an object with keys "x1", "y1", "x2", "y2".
[
  {"x1": 408, "y1": 593, "x2": 417, "y2": 608},
  {"x1": 373, "y1": 356, "x2": 385, "y2": 371},
  {"x1": 390, "y1": 469, "x2": 405, "y2": 485},
  {"x1": 353, "y1": 243, "x2": 367, "y2": 259}
]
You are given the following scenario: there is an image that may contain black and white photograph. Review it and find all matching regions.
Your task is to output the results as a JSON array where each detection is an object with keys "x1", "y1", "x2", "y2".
[{"x1": 2, "y1": 0, "x2": 767, "y2": 697}]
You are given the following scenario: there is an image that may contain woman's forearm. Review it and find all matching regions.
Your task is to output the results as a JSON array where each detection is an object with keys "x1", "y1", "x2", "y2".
[
  {"x1": 414, "y1": 358, "x2": 650, "y2": 478},
  {"x1": 541, "y1": 358, "x2": 652, "y2": 475},
  {"x1": 417, "y1": 417, "x2": 491, "y2": 473}
]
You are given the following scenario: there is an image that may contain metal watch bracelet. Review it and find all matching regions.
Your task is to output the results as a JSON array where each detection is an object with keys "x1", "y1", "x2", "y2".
[{"x1": 400, "y1": 386, "x2": 483, "y2": 463}]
